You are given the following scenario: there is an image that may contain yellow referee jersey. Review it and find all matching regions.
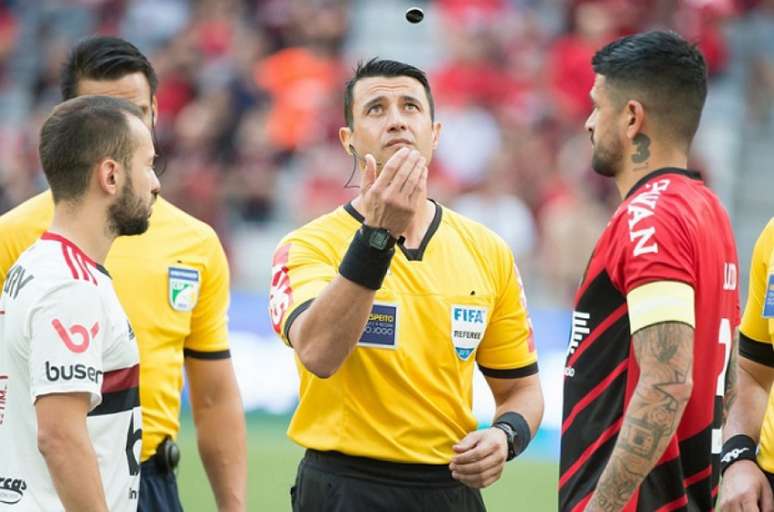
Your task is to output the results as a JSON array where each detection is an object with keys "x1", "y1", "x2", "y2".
[
  {"x1": 0, "y1": 191, "x2": 231, "y2": 461},
  {"x1": 739, "y1": 218, "x2": 774, "y2": 472},
  {"x1": 269, "y1": 201, "x2": 538, "y2": 464}
]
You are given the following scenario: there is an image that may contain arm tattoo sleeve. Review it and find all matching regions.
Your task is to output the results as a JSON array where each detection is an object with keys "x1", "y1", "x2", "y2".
[
  {"x1": 722, "y1": 332, "x2": 739, "y2": 426},
  {"x1": 587, "y1": 322, "x2": 694, "y2": 512}
]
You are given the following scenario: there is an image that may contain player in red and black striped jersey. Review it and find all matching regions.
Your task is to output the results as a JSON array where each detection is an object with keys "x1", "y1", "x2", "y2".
[{"x1": 559, "y1": 31, "x2": 740, "y2": 511}]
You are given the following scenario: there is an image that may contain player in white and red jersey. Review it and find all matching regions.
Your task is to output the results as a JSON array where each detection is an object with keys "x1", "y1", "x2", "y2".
[{"x1": 0, "y1": 95, "x2": 159, "y2": 511}]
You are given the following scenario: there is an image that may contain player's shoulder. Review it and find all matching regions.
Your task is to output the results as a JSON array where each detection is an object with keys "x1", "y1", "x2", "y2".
[
  {"x1": 10, "y1": 239, "x2": 99, "y2": 295},
  {"x1": 277, "y1": 205, "x2": 357, "y2": 251},
  {"x1": 755, "y1": 217, "x2": 774, "y2": 253},
  {"x1": 150, "y1": 196, "x2": 221, "y2": 246},
  {"x1": 759, "y1": 217, "x2": 774, "y2": 240},
  {"x1": 0, "y1": 190, "x2": 53, "y2": 230},
  {"x1": 441, "y1": 204, "x2": 512, "y2": 254}
]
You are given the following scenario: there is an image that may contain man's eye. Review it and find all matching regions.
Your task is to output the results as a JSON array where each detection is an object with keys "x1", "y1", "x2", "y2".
[
  {"x1": 406, "y1": 103, "x2": 418, "y2": 111},
  {"x1": 368, "y1": 105, "x2": 382, "y2": 114}
]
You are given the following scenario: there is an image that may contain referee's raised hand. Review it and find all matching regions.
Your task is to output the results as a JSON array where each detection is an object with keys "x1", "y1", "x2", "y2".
[{"x1": 361, "y1": 147, "x2": 427, "y2": 237}]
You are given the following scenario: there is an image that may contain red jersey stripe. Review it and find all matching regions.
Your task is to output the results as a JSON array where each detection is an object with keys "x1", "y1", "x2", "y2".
[
  {"x1": 683, "y1": 464, "x2": 712, "y2": 488},
  {"x1": 102, "y1": 364, "x2": 139, "y2": 393},
  {"x1": 560, "y1": 417, "x2": 623, "y2": 488},
  {"x1": 566, "y1": 303, "x2": 627, "y2": 369},
  {"x1": 60, "y1": 243, "x2": 79, "y2": 279},
  {"x1": 562, "y1": 360, "x2": 628, "y2": 433},
  {"x1": 654, "y1": 494, "x2": 688, "y2": 512}
]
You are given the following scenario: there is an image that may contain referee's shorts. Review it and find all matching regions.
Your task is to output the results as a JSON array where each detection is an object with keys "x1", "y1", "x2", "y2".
[{"x1": 291, "y1": 449, "x2": 486, "y2": 512}]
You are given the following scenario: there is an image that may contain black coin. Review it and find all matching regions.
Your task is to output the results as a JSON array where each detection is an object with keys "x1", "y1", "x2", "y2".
[{"x1": 405, "y1": 7, "x2": 424, "y2": 23}]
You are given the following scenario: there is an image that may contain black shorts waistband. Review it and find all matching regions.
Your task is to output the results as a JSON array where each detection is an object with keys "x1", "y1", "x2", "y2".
[{"x1": 303, "y1": 449, "x2": 457, "y2": 488}]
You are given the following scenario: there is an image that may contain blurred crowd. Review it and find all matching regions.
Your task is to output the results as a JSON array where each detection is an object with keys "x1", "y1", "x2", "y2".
[{"x1": 1, "y1": 0, "x2": 773, "y2": 306}]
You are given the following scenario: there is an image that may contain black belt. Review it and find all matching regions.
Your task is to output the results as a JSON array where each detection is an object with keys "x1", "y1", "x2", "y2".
[
  {"x1": 303, "y1": 449, "x2": 457, "y2": 488},
  {"x1": 143, "y1": 436, "x2": 181, "y2": 475}
]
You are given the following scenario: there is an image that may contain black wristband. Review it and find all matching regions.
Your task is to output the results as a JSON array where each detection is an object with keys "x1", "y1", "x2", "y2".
[
  {"x1": 338, "y1": 228, "x2": 394, "y2": 290},
  {"x1": 494, "y1": 412, "x2": 531, "y2": 459},
  {"x1": 720, "y1": 434, "x2": 758, "y2": 476}
]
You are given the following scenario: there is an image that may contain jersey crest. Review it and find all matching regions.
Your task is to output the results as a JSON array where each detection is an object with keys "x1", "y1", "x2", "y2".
[
  {"x1": 168, "y1": 266, "x2": 200, "y2": 312},
  {"x1": 764, "y1": 272, "x2": 774, "y2": 319}
]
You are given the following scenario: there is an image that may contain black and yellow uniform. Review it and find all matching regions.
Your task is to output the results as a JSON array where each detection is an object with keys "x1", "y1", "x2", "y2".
[
  {"x1": 0, "y1": 191, "x2": 231, "y2": 464},
  {"x1": 270, "y1": 199, "x2": 536, "y2": 472},
  {"x1": 738, "y1": 218, "x2": 774, "y2": 476}
]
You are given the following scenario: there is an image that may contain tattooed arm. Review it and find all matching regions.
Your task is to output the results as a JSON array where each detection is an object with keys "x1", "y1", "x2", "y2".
[
  {"x1": 722, "y1": 332, "x2": 738, "y2": 425},
  {"x1": 585, "y1": 322, "x2": 694, "y2": 512}
]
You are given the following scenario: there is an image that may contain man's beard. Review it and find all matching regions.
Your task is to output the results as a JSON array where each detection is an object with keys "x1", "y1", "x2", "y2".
[
  {"x1": 108, "y1": 175, "x2": 151, "y2": 236},
  {"x1": 590, "y1": 133, "x2": 624, "y2": 178}
]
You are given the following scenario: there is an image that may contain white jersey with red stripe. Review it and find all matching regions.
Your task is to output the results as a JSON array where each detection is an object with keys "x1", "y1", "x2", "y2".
[{"x1": 0, "y1": 232, "x2": 141, "y2": 511}]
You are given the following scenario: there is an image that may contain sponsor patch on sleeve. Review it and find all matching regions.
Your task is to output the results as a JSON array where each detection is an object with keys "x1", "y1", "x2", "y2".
[
  {"x1": 358, "y1": 303, "x2": 398, "y2": 349},
  {"x1": 764, "y1": 272, "x2": 774, "y2": 319}
]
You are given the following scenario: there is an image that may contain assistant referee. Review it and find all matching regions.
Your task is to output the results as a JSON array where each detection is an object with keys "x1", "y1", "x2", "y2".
[{"x1": 269, "y1": 59, "x2": 544, "y2": 512}]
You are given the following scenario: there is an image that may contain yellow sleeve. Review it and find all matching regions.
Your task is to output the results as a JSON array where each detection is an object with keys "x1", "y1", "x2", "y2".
[
  {"x1": 0, "y1": 192, "x2": 53, "y2": 288},
  {"x1": 269, "y1": 235, "x2": 337, "y2": 346},
  {"x1": 476, "y1": 246, "x2": 538, "y2": 377},
  {"x1": 183, "y1": 229, "x2": 230, "y2": 354},
  {"x1": 739, "y1": 219, "x2": 774, "y2": 365}
]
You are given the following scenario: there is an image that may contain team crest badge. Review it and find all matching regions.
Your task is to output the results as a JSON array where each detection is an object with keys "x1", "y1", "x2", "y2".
[
  {"x1": 450, "y1": 305, "x2": 488, "y2": 360},
  {"x1": 168, "y1": 266, "x2": 200, "y2": 312},
  {"x1": 763, "y1": 272, "x2": 774, "y2": 318}
]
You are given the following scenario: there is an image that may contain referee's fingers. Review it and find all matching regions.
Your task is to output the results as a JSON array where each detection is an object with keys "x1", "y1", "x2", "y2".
[
  {"x1": 451, "y1": 442, "x2": 499, "y2": 467},
  {"x1": 451, "y1": 451, "x2": 500, "y2": 476},
  {"x1": 452, "y1": 430, "x2": 483, "y2": 454},
  {"x1": 374, "y1": 147, "x2": 410, "y2": 190}
]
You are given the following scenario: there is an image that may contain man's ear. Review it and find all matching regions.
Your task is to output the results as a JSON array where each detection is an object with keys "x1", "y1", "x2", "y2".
[
  {"x1": 339, "y1": 126, "x2": 353, "y2": 155},
  {"x1": 625, "y1": 100, "x2": 646, "y2": 141},
  {"x1": 431, "y1": 121, "x2": 442, "y2": 150},
  {"x1": 95, "y1": 158, "x2": 121, "y2": 196}
]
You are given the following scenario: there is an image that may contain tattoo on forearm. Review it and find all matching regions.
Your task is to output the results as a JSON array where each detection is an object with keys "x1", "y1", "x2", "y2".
[
  {"x1": 588, "y1": 322, "x2": 693, "y2": 511},
  {"x1": 723, "y1": 335, "x2": 738, "y2": 425}
]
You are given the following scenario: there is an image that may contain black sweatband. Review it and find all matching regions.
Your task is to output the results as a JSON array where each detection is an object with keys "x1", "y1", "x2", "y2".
[
  {"x1": 720, "y1": 434, "x2": 758, "y2": 475},
  {"x1": 338, "y1": 228, "x2": 394, "y2": 290},
  {"x1": 494, "y1": 412, "x2": 531, "y2": 458}
]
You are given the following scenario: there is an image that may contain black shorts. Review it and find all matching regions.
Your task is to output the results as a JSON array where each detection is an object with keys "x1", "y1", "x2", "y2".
[
  {"x1": 138, "y1": 458, "x2": 184, "y2": 512},
  {"x1": 291, "y1": 449, "x2": 486, "y2": 512}
]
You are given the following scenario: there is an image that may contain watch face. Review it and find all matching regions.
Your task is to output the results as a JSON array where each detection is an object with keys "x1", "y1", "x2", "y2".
[{"x1": 370, "y1": 230, "x2": 390, "y2": 250}]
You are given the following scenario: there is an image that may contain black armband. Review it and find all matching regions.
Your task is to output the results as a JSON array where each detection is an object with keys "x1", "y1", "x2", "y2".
[
  {"x1": 493, "y1": 412, "x2": 532, "y2": 461},
  {"x1": 720, "y1": 434, "x2": 758, "y2": 475},
  {"x1": 338, "y1": 228, "x2": 394, "y2": 290}
]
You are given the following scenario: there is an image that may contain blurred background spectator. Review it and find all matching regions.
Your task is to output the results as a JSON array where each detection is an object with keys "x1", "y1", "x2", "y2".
[{"x1": 0, "y1": 0, "x2": 770, "y2": 307}]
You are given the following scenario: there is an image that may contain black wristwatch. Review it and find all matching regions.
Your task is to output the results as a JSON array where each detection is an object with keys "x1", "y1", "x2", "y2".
[
  {"x1": 361, "y1": 224, "x2": 398, "y2": 251},
  {"x1": 492, "y1": 422, "x2": 518, "y2": 461}
]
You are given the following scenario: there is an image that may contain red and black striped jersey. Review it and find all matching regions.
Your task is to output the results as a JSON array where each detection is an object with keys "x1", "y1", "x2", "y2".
[{"x1": 560, "y1": 168, "x2": 740, "y2": 511}]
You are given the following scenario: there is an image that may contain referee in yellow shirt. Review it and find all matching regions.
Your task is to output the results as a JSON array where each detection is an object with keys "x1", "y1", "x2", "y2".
[
  {"x1": 0, "y1": 37, "x2": 246, "y2": 512},
  {"x1": 269, "y1": 59, "x2": 544, "y2": 511},
  {"x1": 719, "y1": 218, "x2": 774, "y2": 510}
]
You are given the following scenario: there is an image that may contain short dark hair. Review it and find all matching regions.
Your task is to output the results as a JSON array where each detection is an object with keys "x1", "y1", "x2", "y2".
[
  {"x1": 344, "y1": 58, "x2": 435, "y2": 129},
  {"x1": 39, "y1": 96, "x2": 145, "y2": 203},
  {"x1": 60, "y1": 36, "x2": 158, "y2": 100},
  {"x1": 592, "y1": 30, "x2": 707, "y2": 146}
]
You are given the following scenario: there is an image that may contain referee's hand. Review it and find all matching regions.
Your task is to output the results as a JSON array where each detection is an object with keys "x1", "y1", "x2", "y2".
[
  {"x1": 361, "y1": 147, "x2": 427, "y2": 237},
  {"x1": 449, "y1": 428, "x2": 508, "y2": 489},
  {"x1": 718, "y1": 460, "x2": 774, "y2": 512}
]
